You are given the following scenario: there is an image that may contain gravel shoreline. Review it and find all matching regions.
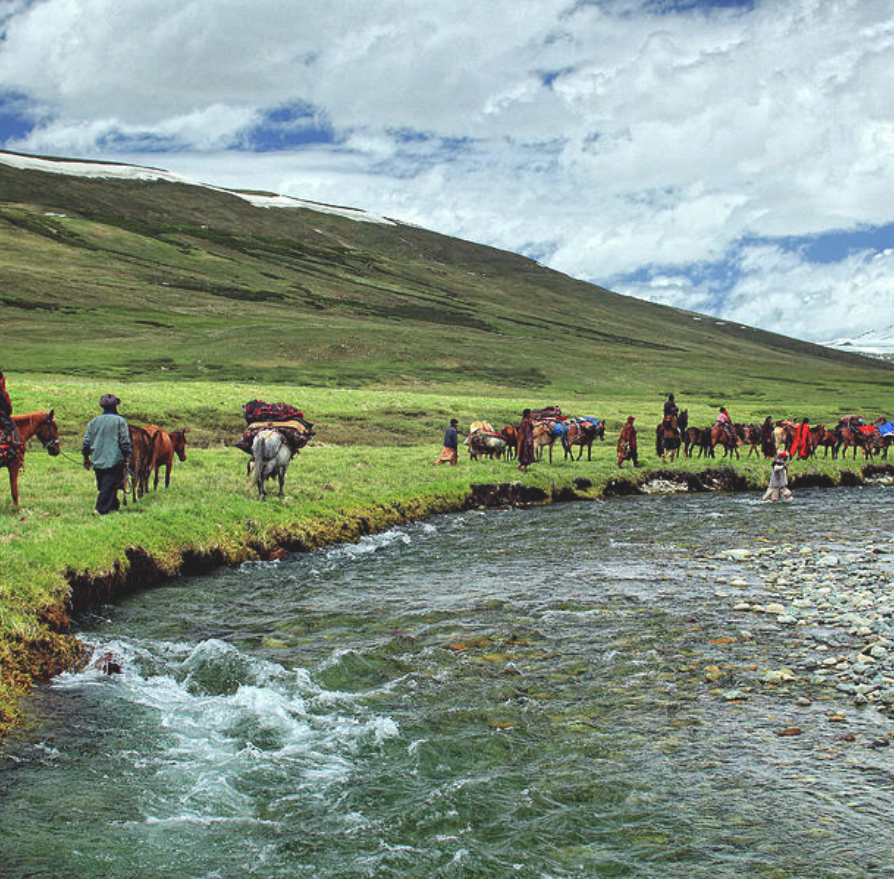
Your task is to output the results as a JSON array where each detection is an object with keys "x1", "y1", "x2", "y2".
[{"x1": 707, "y1": 540, "x2": 894, "y2": 724}]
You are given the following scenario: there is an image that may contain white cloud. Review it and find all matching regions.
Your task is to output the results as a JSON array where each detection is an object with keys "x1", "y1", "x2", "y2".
[{"x1": 2, "y1": 0, "x2": 894, "y2": 345}]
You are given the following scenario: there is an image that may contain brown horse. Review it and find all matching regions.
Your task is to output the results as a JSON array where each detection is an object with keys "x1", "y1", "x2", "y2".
[
  {"x1": 711, "y1": 424, "x2": 740, "y2": 458},
  {"x1": 563, "y1": 418, "x2": 604, "y2": 461},
  {"x1": 143, "y1": 425, "x2": 188, "y2": 489},
  {"x1": 815, "y1": 426, "x2": 840, "y2": 458},
  {"x1": 128, "y1": 425, "x2": 158, "y2": 499},
  {"x1": 500, "y1": 425, "x2": 518, "y2": 459},
  {"x1": 3, "y1": 410, "x2": 60, "y2": 506},
  {"x1": 741, "y1": 423, "x2": 763, "y2": 457},
  {"x1": 837, "y1": 425, "x2": 873, "y2": 459}
]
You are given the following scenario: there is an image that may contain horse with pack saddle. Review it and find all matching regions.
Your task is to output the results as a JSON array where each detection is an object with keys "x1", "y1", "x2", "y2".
[
  {"x1": 466, "y1": 421, "x2": 508, "y2": 460},
  {"x1": 235, "y1": 399, "x2": 315, "y2": 499}
]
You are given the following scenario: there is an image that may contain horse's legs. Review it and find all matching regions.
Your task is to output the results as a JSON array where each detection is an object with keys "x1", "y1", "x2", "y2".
[
  {"x1": 165, "y1": 463, "x2": 172, "y2": 488},
  {"x1": 9, "y1": 465, "x2": 19, "y2": 506}
]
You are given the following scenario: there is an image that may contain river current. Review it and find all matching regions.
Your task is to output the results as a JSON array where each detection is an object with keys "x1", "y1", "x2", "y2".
[{"x1": 2, "y1": 487, "x2": 894, "y2": 878}]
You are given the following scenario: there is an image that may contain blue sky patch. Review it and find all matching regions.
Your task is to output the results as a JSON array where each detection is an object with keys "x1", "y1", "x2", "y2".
[
  {"x1": 0, "y1": 91, "x2": 37, "y2": 144},
  {"x1": 744, "y1": 224, "x2": 894, "y2": 264},
  {"x1": 238, "y1": 102, "x2": 334, "y2": 152}
]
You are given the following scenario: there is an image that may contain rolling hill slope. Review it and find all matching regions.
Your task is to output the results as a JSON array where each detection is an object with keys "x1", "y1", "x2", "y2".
[{"x1": 1, "y1": 150, "x2": 891, "y2": 403}]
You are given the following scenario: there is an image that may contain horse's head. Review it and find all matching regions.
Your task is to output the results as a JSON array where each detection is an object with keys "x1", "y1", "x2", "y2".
[
  {"x1": 171, "y1": 429, "x2": 188, "y2": 461},
  {"x1": 35, "y1": 410, "x2": 60, "y2": 457}
]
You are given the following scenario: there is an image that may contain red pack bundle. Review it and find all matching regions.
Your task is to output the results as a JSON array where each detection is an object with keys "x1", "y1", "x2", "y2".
[{"x1": 243, "y1": 400, "x2": 306, "y2": 424}]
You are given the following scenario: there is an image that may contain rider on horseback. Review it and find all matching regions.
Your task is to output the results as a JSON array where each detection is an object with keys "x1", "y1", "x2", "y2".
[
  {"x1": 0, "y1": 367, "x2": 25, "y2": 464},
  {"x1": 716, "y1": 406, "x2": 735, "y2": 445},
  {"x1": 656, "y1": 394, "x2": 681, "y2": 462}
]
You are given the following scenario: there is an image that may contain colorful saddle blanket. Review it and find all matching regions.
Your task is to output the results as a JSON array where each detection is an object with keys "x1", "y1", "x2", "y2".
[{"x1": 243, "y1": 400, "x2": 309, "y2": 426}]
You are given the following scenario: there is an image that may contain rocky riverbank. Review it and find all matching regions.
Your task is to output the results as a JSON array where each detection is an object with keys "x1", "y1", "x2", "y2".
[{"x1": 706, "y1": 539, "x2": 894, "y2": 728}]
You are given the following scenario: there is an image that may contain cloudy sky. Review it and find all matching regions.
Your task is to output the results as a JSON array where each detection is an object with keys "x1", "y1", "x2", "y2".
[{"x1": 1, "y1": 0, "x2": 893, "y2": 346}]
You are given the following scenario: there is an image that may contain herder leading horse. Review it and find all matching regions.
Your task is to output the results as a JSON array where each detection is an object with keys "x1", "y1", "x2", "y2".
[{"x1": 3, "y1": 410, "x2": 60, "y2": 506}]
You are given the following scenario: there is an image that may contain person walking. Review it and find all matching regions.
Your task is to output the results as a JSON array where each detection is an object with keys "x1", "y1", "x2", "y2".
[
  {"x1": 790, "y1": 417, "x2": 812, "y2": 460},
  {"x1": 617, "y1": 416, "x2": 640, "y2": 468},
  {"x1": 517, "y1": 409, "x2": 535, "y2": 473},
  {"x1": 435, "y1": 418, "x2": 460, "y2": 466},
  {"x1": 82, "y1": 394, "x2": 132, "y2": 515},
  {"x1": 763, "y1": 450, "x2": 793, "y2": 502}
]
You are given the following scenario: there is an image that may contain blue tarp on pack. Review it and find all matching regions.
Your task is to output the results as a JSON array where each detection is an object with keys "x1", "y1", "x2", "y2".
[
  {"x1": 878, "y1": 421, "x2": 894, "y2": 437},
  {"x1": 552, "y1": 422, "x2": 569, "y2": 437},
  {"x1": 581, "y1": 416, "x2": 603, "y2": 427}
]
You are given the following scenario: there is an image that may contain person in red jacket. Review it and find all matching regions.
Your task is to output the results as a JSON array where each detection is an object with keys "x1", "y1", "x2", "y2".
[
  {"x1": 789, "y1": 417, "x2": 812, "y2": 459},
  {"x1": 617, "y1": 416, "x2": 640, "y2": 468},
  {"x1": 0, "y1": 367, "x2": 24, "y2": 458}
]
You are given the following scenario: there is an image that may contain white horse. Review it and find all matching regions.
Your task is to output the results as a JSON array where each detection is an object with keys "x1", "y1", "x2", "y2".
[{"x1": 251, "y1": 428, "x2": 294, "y2": 500}]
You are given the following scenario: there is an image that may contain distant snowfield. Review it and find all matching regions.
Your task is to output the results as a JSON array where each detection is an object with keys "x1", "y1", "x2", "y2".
[
  {"x1": 824, "y1": 329, "x2": 894, "y2": 359},
  {"x1": 0, "y1": 150, "x2": 397, "y2": 226}
]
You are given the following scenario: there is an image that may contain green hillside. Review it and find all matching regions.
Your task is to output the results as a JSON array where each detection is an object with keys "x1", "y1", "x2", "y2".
[{"x1": 2, "y1": 152, "x2": 891, "y2": 407}]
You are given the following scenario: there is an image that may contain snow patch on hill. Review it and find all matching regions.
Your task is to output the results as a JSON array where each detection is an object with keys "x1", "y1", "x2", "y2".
[
  {"x1": 0, "y1": 151, "x2": 396, "y2": 226},
  {"x1": 824, "y1": 327, "x2": 894, "y2": 359}
]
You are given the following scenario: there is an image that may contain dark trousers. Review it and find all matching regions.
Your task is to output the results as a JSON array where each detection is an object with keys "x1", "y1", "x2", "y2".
[{"x1": 94, "y1": 465, "x2": 125, "y2": 514}]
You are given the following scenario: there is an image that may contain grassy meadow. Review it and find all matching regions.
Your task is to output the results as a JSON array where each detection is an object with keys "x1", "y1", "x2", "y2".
[{"x1": 4, "y1": 373, "x2": 888, "y2": 627}]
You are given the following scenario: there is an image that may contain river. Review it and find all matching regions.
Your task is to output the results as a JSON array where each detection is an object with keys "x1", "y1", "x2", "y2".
[{"x1": 2, "y1": 487, "x2": 894, "y2": 878}]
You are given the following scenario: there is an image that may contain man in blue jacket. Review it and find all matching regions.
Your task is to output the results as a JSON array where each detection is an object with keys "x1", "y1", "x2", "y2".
[{"x1": 82, "y1": 394, "x2": 132, "y2": 515}]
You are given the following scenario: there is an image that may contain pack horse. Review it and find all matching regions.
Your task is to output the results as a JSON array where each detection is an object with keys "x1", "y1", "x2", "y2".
[{"x1": 252, "y1": 427, "x2": 295, "y2": 500}]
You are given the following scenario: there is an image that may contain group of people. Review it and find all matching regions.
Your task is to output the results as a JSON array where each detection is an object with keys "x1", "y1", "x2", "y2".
[
  {"x1": 436, "y1": 409, "x2": 539, "y2": 472},
  {"x1": 436, "y1": 394, "x2": 796, "y2": 503}
]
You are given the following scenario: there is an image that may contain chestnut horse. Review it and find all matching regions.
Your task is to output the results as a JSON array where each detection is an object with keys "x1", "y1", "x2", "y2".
[
  {"x1": 711, "y1": 424, "x2": 740, "y2": 458},
  {"x1": 142, "y1": 425, "x2": 188, "y2": 489},
  {"x1": 3, "y1": 410, "x2": 60, "y2": 505},
  {"x1": 128, "y1": 425, "x2": 158, "y2": 500},
  {"x1": 500, "y1": 425, "x2": 518, "y2": 460}
]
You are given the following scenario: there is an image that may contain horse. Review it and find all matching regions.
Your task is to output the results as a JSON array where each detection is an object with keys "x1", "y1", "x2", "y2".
[
  {"x1": 142, "y1": 424, "x2": 188, "y2": 489},
  {"x1": 467, "y1": 431, "x2": 507, "y2": 460},
  {"x1": 837, "y1": 425, "x2": 873, "y2": 459},
  {"x1": 500, "y1": 425, "x2": 518, "y2": 459},
  {"x1": 711, "y1": 423, "x2": 740, "y2": 458},
  {"x1": 128, "y1": 425, "x2": 158, "y2": 500},
  {"x1": 815, "y1": 426, "x2": 840, "y2": 458},
  {"x1": 655, "y1": 414, "x2": 681, "y2": 463},
  {"x1": 532, "y1": 421, "x2": 558, "y2": 463},
  {"x1": 252, "y1": 427, "x2": 294, "y2": 499},
  {"x1": 682, "y1": 425, "x2": 704, "y2": 458},
  {"x1": 562, "y1": 418, "x2": 604, "y2": 461},
  {"x1": 3, "y1": 410, "x2": 60, "y2": 506},
  {"x1": 740, "y1": 423, "x2": 763, "y2": 457}
]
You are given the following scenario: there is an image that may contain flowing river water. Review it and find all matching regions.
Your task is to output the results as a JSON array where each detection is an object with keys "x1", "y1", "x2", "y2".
[{"x1": 3, "y1": 487, "x2": 894, "y2": 878}]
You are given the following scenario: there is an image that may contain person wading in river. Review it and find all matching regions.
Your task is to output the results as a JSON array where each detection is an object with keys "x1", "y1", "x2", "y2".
[
  {"x1": 82, "y1": 394, "x2": 132, "y2": 515},
  {"x1": 435, "y1": 418, "x2": 460, "y2": 466},
  {"x1": 763, "y1": 450, "x2": 793, "y2": 502}
]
